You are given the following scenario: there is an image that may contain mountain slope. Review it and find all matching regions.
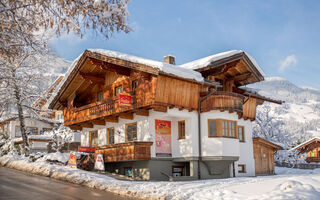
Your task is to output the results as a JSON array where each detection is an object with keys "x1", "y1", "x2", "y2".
[{"x1": 248, "y1": 77, "x2": 320, "y2": 148}]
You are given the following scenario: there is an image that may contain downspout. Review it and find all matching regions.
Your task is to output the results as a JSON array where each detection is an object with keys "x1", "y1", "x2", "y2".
[{"x1": 197, "y1": 89, "x2": 216, "y2": 179}]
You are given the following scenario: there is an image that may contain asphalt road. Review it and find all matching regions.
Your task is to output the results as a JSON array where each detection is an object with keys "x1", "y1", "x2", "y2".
[{"x1": 0, "y1": 167, "x2": 134, "y2": 200}]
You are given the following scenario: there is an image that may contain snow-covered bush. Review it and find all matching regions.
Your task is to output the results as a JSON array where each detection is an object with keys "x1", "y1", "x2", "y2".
[
  {"x1": 45, "y1": 124, "x2": 77, "y2": 152},
  {"x1": 275, "y1": 150, "x2": 306, "y2": 166}
]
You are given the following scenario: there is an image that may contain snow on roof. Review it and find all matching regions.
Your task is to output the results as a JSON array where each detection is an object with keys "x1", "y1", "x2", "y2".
[
  {"x1": 28, "y1": 135, "x2": 53, "y2": 140},
  {"x1": 88, "y1": 49, "x2": 204, "y2": 82},
  {"x1": 291, "y1": 137, "x2": 320, "y2": 151},
  {"x1": 47, "y1": 49, "x2": 204, "y2": 108},
  {"x1": 180, "y1": 50, "x2": 265, "y2": 76}
]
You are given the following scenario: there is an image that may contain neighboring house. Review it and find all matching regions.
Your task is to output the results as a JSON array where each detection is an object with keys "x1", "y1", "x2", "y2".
[
  {"x1": 48, "y1": 49, "x2": 281, "y2": 180},
  {"x1": 0, "y1": 116, "x2": 55, "y2": 152},
  {"x1": 253, "y1": 137, "x2": 282, "y2": 175},
  {"x1": 291, "y1": 137, "x2": 320, "y2": 163}
]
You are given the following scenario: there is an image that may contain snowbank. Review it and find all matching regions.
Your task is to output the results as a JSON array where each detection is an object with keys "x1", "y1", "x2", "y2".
[{"x1": 1, "y1": 154, "x2": 320, "y2": 200}]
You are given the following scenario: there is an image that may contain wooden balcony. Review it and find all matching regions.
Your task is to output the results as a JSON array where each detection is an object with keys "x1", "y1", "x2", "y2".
[
  {"x1": 64, "y1": 95, "x2": 154, "y2": 126},
  {"x1": 200, "y1": 91, "x2": 244, "y2": 113},
  {"x1": 306, "y1": 157, "x2": 320, "y2": 163},
  {"x1": 94, "y1": 141, "x2": 153, "y2": 162}
]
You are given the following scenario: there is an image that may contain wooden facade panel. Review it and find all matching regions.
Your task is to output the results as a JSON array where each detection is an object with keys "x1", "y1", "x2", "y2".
[
  {"x1": 95, "y1": 142, "x2": 153, "y2": 162},
  {"x1": 243, "y1": 97, "x2": 258, "y2": 120},
  {"x1": 155, "y1": 76, "x2": 200, "y2": 109}
]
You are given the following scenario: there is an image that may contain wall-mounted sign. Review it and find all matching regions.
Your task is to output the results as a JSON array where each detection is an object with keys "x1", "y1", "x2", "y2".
[
  {"x1": 155, "y1": 120, "x2": 172, "y2": 157},
  {"x1": 78, "y1": 146, "x2": 96, "y2": 153},
  {"x1": 118, "y1": 93, "x2": 132, "y2": 106},
  {"x1": 67, "y1": 152, "x2": 77, "y2": 169},
  {"x1": 94, "y1": 154, "x2": 105, "y2": 171}
]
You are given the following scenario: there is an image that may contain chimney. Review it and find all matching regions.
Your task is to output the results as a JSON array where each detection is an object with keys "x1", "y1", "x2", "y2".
[{"x1": 164, "y1": 55, "x2": 176, "y2": 65}]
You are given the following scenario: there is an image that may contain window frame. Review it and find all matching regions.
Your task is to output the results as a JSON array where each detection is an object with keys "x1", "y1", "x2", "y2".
[
  {"x1": 132, "y1": 80, "x2": 139, "y2": 91},
  {"x1": 178, "y1": 120, "x2": 186, "y2": 139},
  {"x1": 238, "y1": 126, "x2": 245, "y2": 142},
  {"x1": 26, "y1": 126, "x2": 38, "y2": 135},
  {"x1": 126, "y1": 122, "x2": 137, "y2": 142},
  {"x1": 115, "y1": 85, "x2": 123, "y2": 96},
  {"x1": 238, "y1": 164, "x2": 246, "y2": 173},
  {"x1": 89, "y1": 130, "x2": 99, "y2": 147},
  {"x1": 208, "y1": 119, "x2": 238, "y2": 138},
  {"x1": 15, "y1": 125, "x2": 21, "y2": 137},
  {"x1": 107, "y1": 127, "x2": 115, "y2": 145},
  {"x1": 97, "y1": 91, "x2": 104, "y2": 102}
]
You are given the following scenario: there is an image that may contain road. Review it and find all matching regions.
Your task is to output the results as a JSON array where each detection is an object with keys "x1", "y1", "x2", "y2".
[{"x1": 0, "y1": 167, "x2": 135, "y2": 200}]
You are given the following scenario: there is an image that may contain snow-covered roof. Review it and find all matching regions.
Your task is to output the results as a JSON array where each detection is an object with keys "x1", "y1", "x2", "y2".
[
  {"x1": 291, "y1": 137, "x2": 320, "y2": 151},
  {"x1": 180, "y1": 50, "x2": 265, "y2": 76},
  {"x1": 28, "y1": 135, "x2": 53, "y2": 140},
  {"x1": 89, "y1": 49, "x2": 204, "y2": 82}
]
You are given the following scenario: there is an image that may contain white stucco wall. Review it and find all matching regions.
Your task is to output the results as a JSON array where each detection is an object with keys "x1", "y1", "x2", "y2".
[
  {"x1": 200, "y1": 110, "x2": 255, "y2": 177},
  {"x1": 80, "y1": 108, "x2": 199, "y2": 158},
  {"x1": 79, "y1": 109, "x2": 255, "y2": 177}
]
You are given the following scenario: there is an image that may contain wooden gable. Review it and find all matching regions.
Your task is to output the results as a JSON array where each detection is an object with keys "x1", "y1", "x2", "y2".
[{"x1": 195, "y1": 52, "x2": 264, "y2": 87}]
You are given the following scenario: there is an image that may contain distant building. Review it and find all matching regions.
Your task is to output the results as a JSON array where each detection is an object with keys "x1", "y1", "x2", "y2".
[
  {"x1": 49, "y1": 49, "x2": 281, "y2": 180},
  {"x1": 291, "y1": 137, "x2": 320, "y2": 163}
]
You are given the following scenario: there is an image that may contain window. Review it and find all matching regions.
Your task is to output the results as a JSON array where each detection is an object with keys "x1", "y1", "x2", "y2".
[
  {"x1": 178, "y1": 120, "x2": 185, "y2": 139},
  {"x1": 208, "y1": 119, "x2": 237, "y2": 138},
  {"x1": 97, "y1": 92, "x2": 104, "y2": 101},
  {"x1": 15, "y1": 126, "x2": 21, "y2": 137},
  {"x1": 238, "y1": 126, "x2": 245, "y2": 142},
  {"x1": 115, "y1": 85, "x2": 123, "y2": 96},
  {"x1": 107, "y1": 127, "x2": 115, "y2": 145},
  {"x1": 132, "y1": 80, "x2": 139, "y2": 91},
  {"x1": 311, "y1": 151, "x2": 315, "y2": 157},
  {"x1": 26, "y1": 127, "x2": 38, "y2": 135},
  {"x1": 126, "y1": 123, "x2": 137, "y2": 142},
  {"x1": 208, "y1": 120, "x2": 217, "y2": 137},
  {"x1": 238, "y1": 164, "x2": 246, "y2": 173},
  {"x1": 222, "y1": 120, "x2": 228, "y2": 136},
  {"x1": 42, "y1": 128, "x2": 52, "y2": 133},
  {"x1": 89, "y1": 130, "x2": 99, "y2": 147}
]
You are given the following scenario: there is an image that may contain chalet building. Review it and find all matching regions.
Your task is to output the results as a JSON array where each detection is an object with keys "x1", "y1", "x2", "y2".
[
  {"x1": 291, "y1": 137, "x2": 320, "y2": 163},
  {"x1": 48, "y1": 49, "x2": 281, "y2": 180}
]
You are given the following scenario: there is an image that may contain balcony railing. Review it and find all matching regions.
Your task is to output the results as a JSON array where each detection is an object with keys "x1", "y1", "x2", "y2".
[
  {"x1": 200, "y1": 91, "x2": 244, "y2": 113},
  {"x1": 64, "y1": 95, "x2": 154, "y2": 126},
  {"x1": 94, "y1": 141, "x2": 153, "y2": 162},
  {"x1": 306, "y1": 157, "x2": 320, "y2": 163}
]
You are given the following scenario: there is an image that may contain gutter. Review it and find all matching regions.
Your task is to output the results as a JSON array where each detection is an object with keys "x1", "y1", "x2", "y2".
[{"x1": 197, "y1": 89, "x2": 216, "y2": 179}]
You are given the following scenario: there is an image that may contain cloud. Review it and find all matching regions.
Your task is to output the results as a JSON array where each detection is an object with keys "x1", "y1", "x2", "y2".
[{"x1": 279, "y1": 54, "x2": 298, "y2": 72}]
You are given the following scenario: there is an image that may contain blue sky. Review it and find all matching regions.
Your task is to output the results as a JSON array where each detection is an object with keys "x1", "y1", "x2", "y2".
[{"x1": 50, "y1": 0, "x2": 320, "y2": 89}]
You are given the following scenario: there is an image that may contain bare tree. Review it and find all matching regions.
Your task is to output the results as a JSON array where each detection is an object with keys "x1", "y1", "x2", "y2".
[
  {"x1": 0, "y1": 0, "x2": 131, "y2": 57},
  {"x1": 0, "y1": 0, "x2": 131, "y2": 155}
]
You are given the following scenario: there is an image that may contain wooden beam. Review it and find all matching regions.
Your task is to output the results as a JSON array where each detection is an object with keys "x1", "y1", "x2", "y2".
[
  {"x1": 104, "y1": 116, "x2": 119, "y2": 123},
  {"x1": 80, "y1": 122, "x2": 94, "y2": 128},
  {"x1": 59, "y1": 101, "x2": 67, "y2": 107},
  {"x1": 79, "y1": 72, "x2": 105, "y2": 85},
  {"x1": 135, "y1": 109, "x2": 149, "y2": 116},
  {"x1": 69, "y1": 125, "x2": 82, "y2": 131},
  {"x1": 92, "y1": 119, "x2": 105, "y2": 126},
  {"x1": 119, "y1": 112, "x2": 134, "y2": 120},
  {"x1": 152, "y1": 105, "x2": 167, "y2": 113},
  {"x1": 90, "y1": 58, "x2": 131, "y2": 76}
]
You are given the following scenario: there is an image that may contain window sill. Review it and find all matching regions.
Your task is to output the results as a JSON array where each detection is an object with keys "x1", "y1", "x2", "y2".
[{"x1": 208, "y1": 136, "x2": 238, "y2": 139}]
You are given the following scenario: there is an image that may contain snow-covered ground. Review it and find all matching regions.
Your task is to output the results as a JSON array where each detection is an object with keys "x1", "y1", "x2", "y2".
[{"x1": 1, "y1": 154, "x2": 320, "y2": 200}]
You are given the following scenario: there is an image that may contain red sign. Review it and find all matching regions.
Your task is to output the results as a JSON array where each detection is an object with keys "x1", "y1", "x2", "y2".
[
  {"x1": 155, "y1": 120, "x2": 172, "y2": 157},
  {"x1": 78, "y1": 146, "x2": 96, "y2": 153},
  {"x1": 118, "y1": 93, "x2": 132, "y2": 106}
]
